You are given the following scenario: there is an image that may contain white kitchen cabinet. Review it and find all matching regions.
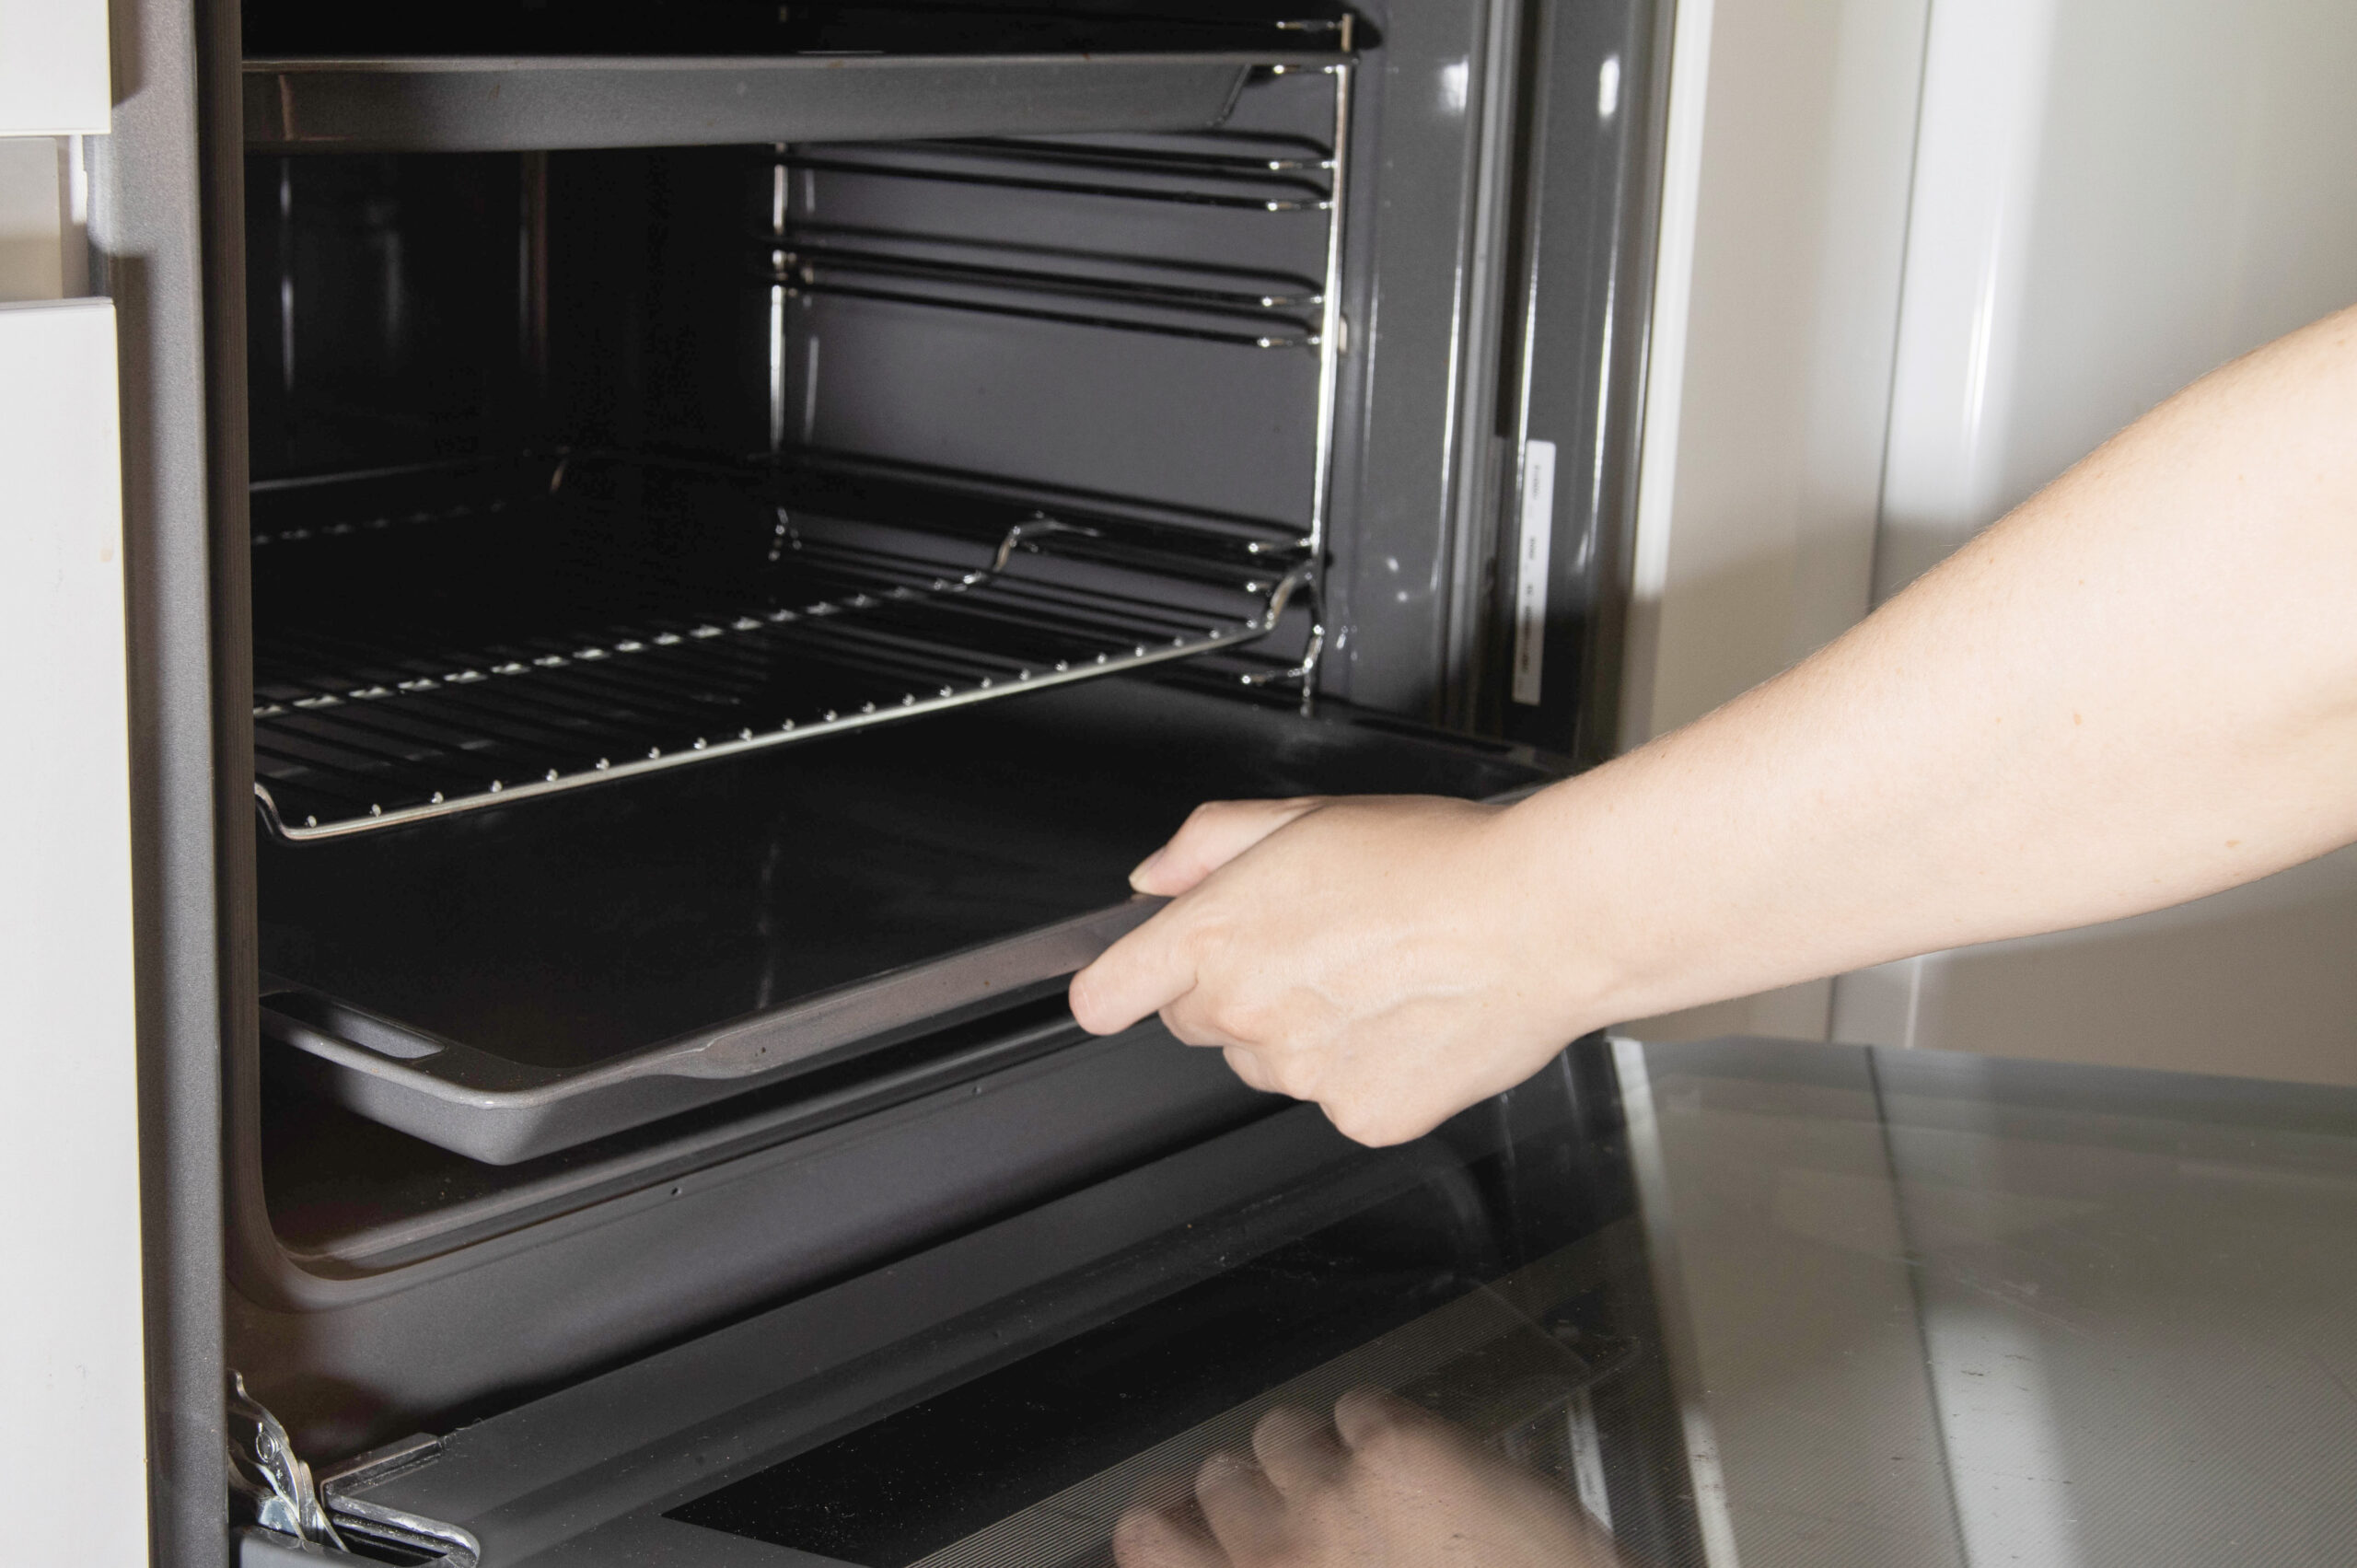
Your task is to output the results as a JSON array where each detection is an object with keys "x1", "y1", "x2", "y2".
[{"x1": 0, "y1": 296, "x2": 149, "y2": 1567}]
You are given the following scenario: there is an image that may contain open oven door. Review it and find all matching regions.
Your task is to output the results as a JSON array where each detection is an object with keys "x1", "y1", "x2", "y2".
[{"x1": 235, "y1": 1041, "x2": 1712, "y2": 1568}]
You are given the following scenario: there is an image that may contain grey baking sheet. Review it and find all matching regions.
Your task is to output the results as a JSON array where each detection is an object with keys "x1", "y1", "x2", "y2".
[{"x1": 258, "y1": 678, "x2": 1561, "y2": 1163}]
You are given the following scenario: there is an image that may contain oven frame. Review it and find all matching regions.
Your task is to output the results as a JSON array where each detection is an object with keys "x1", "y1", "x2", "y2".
[{"x1": 97, "y1": 0, "x2": 1673, "y2": 1560}]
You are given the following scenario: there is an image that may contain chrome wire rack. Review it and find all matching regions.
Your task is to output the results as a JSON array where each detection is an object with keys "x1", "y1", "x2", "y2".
[{"x1": 251, "y1": 457, "x2": 1310, "y2": 842}]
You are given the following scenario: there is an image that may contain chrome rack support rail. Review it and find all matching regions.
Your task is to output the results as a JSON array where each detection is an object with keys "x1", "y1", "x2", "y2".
[
  {"x1": 766, "y1": 57, "x2": 1353, "y2": 713},
  {"x1": 760, "y1": 118, "x2": 1338, "y2": 348},
  {"x1": 922, "y1": 136, "x2": 1340, "y2": 177},
  {"x1": 766, "y1": 247, "x2": 1326, "y2": 351},
  {"x1": 1293, "y1": 51, "x2": 1353, "y2": 712},
  {"x1": 779, "y1": 150, "x2": 1334, "y2": 212}
]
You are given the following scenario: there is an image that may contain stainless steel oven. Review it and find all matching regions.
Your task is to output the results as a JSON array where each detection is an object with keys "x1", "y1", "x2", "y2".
[{"x1": 96, "y1": 2, "x2": 1688, "y2": 1562}]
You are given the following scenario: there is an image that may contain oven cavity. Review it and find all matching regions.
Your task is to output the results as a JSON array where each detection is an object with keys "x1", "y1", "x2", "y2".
[{"x1": 246, "y1": 66, "x2": 1349, "y2": 842}]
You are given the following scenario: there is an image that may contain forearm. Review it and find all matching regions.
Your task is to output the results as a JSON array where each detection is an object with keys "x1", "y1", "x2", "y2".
[{"x1": 1514, "y1": 304, "x2": 2357, "y2": 1029}]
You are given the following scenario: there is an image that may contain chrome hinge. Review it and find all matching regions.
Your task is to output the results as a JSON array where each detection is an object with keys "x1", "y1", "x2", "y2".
[
  {"x1": 227, "y1": 1372, "x2": 347, "y2": 1552},
  {"x1": 227, "y1": 1374, "x2": 482, "y2": 1568}
]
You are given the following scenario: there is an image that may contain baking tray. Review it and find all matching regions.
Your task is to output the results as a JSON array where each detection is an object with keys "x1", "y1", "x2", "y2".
[{"x1": 259, "y1": 679, "x2": 1559, "y2": 1164}]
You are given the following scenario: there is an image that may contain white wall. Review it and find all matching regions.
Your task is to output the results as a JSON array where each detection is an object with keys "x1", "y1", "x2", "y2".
[
  {"x1": 1624, "y1": 0, "x2": 2357, "y2": 1074},
  {"x1": 1620, "y1": 0, "x2": 1933, "y2": 1042},
  {"x1": 1876, "y1": 0, "x2": 2357, "y2": 593},
  {"x1": 1833, "y1": 0, "x2": 2357, "y2": 1082}
]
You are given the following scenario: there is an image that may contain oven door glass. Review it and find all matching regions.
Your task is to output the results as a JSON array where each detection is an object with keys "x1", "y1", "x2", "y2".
[{"x1": 314, "y1": 1047, "x2": 1706, "y2": 1568}]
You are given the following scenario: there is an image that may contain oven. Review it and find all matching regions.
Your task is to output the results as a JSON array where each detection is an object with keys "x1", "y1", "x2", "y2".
[{"x1": 97, "y1": 2, "x2": 1689, "y2": 1562}]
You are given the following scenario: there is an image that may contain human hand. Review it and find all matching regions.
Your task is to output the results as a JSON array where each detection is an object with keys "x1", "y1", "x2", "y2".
[
  {"x1": 1066, "y1": 796, "x2": 1600, "y2": 1145},
  {"x1": 1110, "y1": 1388, "x2": 1630, "y2": 1568}
]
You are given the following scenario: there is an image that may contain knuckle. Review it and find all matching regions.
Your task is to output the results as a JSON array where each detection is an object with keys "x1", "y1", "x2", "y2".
[
  {"x1": 1219, "y1": 992, "x2": 1271, "y2": 1036},
  {"x1": 1323, "y1": 1092, "x2": 1422, "y2": 1148},
  {"x1": 1253, "y1": 1404, "x2": 1310, "y2": 1446},
  {"x1": 1161, "y1": 1002, "x2": 1220, "y2": 1048},
  {"x1": 1110, "y1": 1509, "x2": 1170, "y2": 1561},
  {"x1": 1205, "y1": 1002, "x2": 1258, "y2": 1051},
  {"x1": 1353, "y1": 1418, "x2": 1425, "y2": 1470},
  {"x1": 1196, "y1": 1449, "x2": 1253, "y2": 1493},
  {"x1": 1182, "y1": 799, "x2": 1236, "y2": 833},
  {"x1": 1239, "y1": 1044, "x2": 1296, "y2": 1097},
  {"x1": 1170, "y1": 908, "x2": 1228, "y2": 971}
]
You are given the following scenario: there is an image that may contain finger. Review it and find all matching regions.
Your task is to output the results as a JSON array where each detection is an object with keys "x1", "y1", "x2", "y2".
[
  {"x1": 1330, "y1": 1386, "x2": 1452, "y2": 1452},
  {"x1": 1219, "y1": 1045, "x2": 1278, "y2": 1093},
  {"x1": 1111, "y1": 1501, "x2": 1228, "y2": 1568},
  {"x1": 1252, "y1": 1405, "x2": 1347, "y2": 1498},
  {"x1": 1068, "y1": 909, "x2": 1200, "y2": 1036},
  {"x1": 1194, "y1": 1450, "x2": 1288, "y2": 1562},
  {"x1": 1154, "y1": 984, "x2": 1248, "y2": 1051},
  {"x1": 1130, "y1": 798, "x2": 1325, "y2": 897}
]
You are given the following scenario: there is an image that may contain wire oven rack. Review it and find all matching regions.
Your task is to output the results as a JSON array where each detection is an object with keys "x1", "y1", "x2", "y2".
[{"x1": 250, "y1": 455, "x2": 1310, "y2": 842}]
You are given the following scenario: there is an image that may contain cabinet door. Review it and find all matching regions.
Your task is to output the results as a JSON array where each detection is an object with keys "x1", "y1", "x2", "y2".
[
  {"x1": 0, "y1": 297, "x2": 148, "y2": 1565},
  {"x1": 0, "y1": 0, "x2": 109, "y2": 137}
]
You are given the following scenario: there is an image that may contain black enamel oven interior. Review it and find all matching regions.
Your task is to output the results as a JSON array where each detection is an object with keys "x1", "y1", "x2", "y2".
[
  {"x1": 245, "y1": 84, "x2": 1350, "y2": 840},
  {"x1": 244, "y1": 60, "x2": 1557, "y2": 1208}
]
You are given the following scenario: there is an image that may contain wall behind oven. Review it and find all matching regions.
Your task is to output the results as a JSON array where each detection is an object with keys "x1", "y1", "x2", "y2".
[
  {"x1": 1620, "y1": 0, "x2": 2357, "y2": 1078},
  {"x1": 1612, "y1": 0, "x2": 1934, "y2": 1044},
  {"x1": 1834, "y1": 0, "x2": 2357, "y2": 1085}
]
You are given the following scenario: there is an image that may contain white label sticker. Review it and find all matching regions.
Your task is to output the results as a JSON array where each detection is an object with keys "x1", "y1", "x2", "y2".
[{"x1": 1510, "y1": 438, "x2": 1558, "y2": 706}]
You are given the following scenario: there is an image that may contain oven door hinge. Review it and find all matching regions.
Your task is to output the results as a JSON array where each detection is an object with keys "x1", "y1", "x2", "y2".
[
  {"x1": 228, "y1": 1372, "x2": 348, "y2": 1553},
  {"x1": 228, "y1": 1373, "x2": 482, "y2": 1567}
]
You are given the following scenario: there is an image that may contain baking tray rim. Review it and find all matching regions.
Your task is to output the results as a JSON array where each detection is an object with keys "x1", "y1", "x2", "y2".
[{"x1": 261, "y1": 898, "x2": 1162, "y2": 1165}]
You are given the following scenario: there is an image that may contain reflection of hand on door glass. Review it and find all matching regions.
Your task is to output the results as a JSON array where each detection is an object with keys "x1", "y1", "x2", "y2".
[{"x1": 1111, "y1": 1388, "x2": 1630, "y2": 1568}]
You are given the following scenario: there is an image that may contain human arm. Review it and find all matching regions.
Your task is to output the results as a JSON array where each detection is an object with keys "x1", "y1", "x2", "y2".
[{"x1": 1068, "y1": 304, "x2": 2357, "y2": 1144}]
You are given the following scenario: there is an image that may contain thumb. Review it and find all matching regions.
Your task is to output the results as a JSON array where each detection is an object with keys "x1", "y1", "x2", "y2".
[
  {"x1": 1130, "y1": 797, "x2": 1327, "y2": 897},
  {"x1": 1068, "y1": 905, "x2": 1201, "y2": 1036}
]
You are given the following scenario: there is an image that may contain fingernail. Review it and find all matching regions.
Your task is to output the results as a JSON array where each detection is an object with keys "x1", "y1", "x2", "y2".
[{"x1": 1127, "y1": 848, "x2": 1165, "y2": 889}]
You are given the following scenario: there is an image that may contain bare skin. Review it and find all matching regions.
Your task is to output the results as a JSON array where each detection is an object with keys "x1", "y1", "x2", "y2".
[
  {"x1": 1111, "y1": 1389, "x2": 1629, "y2": 1568},
  {"x1": 1069, "y1": 304, "x2": 2357, "y2": 1146}
]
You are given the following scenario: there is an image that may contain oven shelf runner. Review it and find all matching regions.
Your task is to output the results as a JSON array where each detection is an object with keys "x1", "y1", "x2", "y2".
[{"x1": 250, "y1": 458, "x2": 1309, "y2": 842}]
